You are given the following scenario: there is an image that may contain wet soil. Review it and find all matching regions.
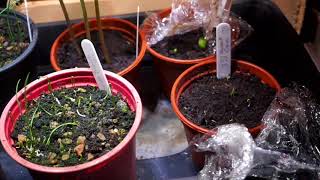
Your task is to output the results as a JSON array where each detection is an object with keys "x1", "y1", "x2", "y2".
[
  {"x1": 178, "y1": 72, "x2": 276, "y2": 129},
  {"x1": 12, "y1": 86, "x2": 135, "y2": 167},
  {"x1": 151, "y1": 29, "x2": 215, "y2": 60},
  {"x1": 57, "y1": 30, "x2": 136, "y2": 72}
]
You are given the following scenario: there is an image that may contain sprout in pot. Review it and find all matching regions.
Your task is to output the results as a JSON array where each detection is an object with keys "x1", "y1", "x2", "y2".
[
  {"x1": 54, "y1": 0, "x2": 141, "y2": 72},
  {"x1": 172, "y1": 23, "x2": 281, "y2": 138},
  {"x1": 142, "y1": 0, "x2": 250, "y2": 60},
  {"x1": 12, "y1": 84, "x2": 135, "y2": 167},
  {"x1": 0, "y1": 0, "x2": 31, "y2": 67}
]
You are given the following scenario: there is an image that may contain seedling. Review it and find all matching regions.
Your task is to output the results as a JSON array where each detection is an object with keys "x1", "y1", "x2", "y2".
[
  {"x1": 198, "y1": 37, "x2": 207, "y2": 49},
  {"x1": 46, "y1": 122, "x2": 79, "y2": 145},
  {"x1": 58, "y1": 0, "x2": 81, "y2": 54},
  {"x1": 79, "y1": 0, "x2": 91, "y2": 40},
  {"x1": 94, "y1": 0, "x2": 111, "y2": 64},
  {"x1": 230, "y1": 87, "x2": 237, "y2": 96}
]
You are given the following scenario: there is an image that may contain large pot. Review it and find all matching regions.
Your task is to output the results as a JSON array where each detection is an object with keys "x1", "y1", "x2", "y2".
[{"x1": 0, "y1": 68, "x2": 142, "y2": 180}]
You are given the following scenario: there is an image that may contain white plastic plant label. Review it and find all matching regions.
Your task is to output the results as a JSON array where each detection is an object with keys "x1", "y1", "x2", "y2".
[
  {"x1": 216, "y1": 22, "x2": 231, "y2": 79},
  {"x1": 81, "y1": 39, "x2": 112, "y2": 95}
]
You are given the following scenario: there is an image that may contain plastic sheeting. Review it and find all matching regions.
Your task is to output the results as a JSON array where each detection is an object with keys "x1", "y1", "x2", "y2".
[
  {"x1": 192, "y1": 86, "x2": 320, "y2": 179},
  {"x1": 142, "y1": 0, "x2": 252, "y2": 50}
]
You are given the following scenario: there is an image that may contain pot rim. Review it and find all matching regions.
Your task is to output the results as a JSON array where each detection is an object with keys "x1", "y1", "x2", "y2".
[
  {"x1": 171, "y1": 59, "x2": 281, "y2": 135},
  {"x1": 0, "y1": 8, "x2": 38, "y2": 73},
  {"x1": 0, "y1": 68, "x2": 143, "y2": 173},
  {"x1": 50, "y1": 17, "x2": 147, "y2": 76}
]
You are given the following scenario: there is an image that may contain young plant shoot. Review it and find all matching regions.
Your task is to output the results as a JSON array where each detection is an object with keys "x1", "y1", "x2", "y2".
[
  {"x1": 79, "y1": 0, "x2": 91, "y2": 40},
  {"x1": 94, "y1": 0, "x2": 111, "y2": 64},
  {"x1": 58, "y1": 0, "x2": 81, "y2": 54}
]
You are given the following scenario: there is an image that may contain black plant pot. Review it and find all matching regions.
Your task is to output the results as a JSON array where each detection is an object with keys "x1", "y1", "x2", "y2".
[{"x1": 0, "y1": 9, "x2": 38, "y2": 110}]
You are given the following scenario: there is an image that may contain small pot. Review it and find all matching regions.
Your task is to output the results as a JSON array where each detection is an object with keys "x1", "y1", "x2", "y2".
[
  {"x1": 50, "y1": 18, "x2": 147, "y2": 90},
  {"x1": 0, "y1": 68, "x2": 142, "y2": 180},
  {"x1": 0, "y1": 9, "x2": 38, "y2": 109},
  {"x1": 141, "y1": 8, "x2": 251, "y2": 97},
  {"x1": 171, "y1": 59, "x2": 281, "y2": 168}
]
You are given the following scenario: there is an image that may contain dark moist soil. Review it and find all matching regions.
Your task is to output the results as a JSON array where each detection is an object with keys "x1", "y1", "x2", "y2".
[
  {"x1": 0, "y1": 16, "x2": 29, "y2": 67},
  {"x1": 12, "y1": 86, "x2": 135, "y2": 167},
  {"x1": 151, "y1": 28, "x2": 215, "y2": 60},
  {"x1": 57, "y1": 30, "x2": 136, "y2": 72},
  {"x1": 178, "y1": 72, "x2": 276, "y2": 129}
]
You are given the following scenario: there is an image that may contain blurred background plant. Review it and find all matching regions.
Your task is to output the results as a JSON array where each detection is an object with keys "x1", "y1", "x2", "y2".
[{"x1": 0, "y1": 0, "x2": 29, "y2": 67}]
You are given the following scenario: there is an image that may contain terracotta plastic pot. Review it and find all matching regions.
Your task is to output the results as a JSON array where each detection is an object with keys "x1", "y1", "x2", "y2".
[
  {"x1": 171, "y1": 59, "x2": 281, "y2": 168},
  {"x1": 50, "y1": 18, "x2": 147, "y2": 91},
  {"x1": 141, "y1": 8, "x2": 215, "y2": 97},
  {"x1": 0, "y1": 68, "x2": 142, "y2": 180}
]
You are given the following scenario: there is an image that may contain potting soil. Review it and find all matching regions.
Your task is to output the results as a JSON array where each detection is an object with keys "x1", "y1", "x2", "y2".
[
  {"x1": 12, "y1": 86, "x2": 135, "y2": 167},
  {"x1": 179, "y1": 72, "x2": 276, "y2": 129},
  {"x1": 57, "y1": 30, "x2": 136, "y2": 72}
]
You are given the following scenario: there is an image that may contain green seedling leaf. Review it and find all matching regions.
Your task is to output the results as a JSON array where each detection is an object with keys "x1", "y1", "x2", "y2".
[{"x1": 198, "y1": 37, "x2": 207, "y2": 49}]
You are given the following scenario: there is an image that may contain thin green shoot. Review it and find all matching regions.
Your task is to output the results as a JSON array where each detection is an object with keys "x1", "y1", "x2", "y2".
[
  {"x1": 47, "y1": 78, "x2": 53, "y2": 92},
  {"x1": 23, "y1": 72, "x2": 30, "y2": 108},
  {"x1": 28, "y1": 104, "x2": 39, "y2": 147},
  {"x1": 5, "y1": 13, "x2": 14, "y2": 41},
  {"x1": 15, "y1": 79, "x2": 22, "y2": 114},
  {"x1": 198, "y1": 37, "x2": 207, "y2": 49},
  {"x1": 46, "y1": 122, "x2": 78, "y2": 145},
  {"x1": 94, "y1": 0, "x2": 111, "y2": 64},
  {"x1": 39, "y1": 105, "x2": 53, "y2": 116},
  {"x1": 79, "y1": 0, "x2": 91, "y2": 40},
  {"x1": 58, "y1": 0, "x2": 81, "y2": 55}
]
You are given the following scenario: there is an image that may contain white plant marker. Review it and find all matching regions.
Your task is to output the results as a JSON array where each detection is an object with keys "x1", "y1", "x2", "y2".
[
  {"x1": 23, "y1": 0, "x2": 32, "y2": 42},
  {"x1": 136, "y1": 5, "x2": 140, "y2": 58},
  {"x1": 216, "y1": 22, "x2": 231, "y2": 79},
  {"x1": 81, "y1": 39, "x2": 112, "y2": 95}
]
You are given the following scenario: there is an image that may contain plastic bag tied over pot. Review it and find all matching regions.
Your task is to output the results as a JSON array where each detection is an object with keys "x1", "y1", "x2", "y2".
[
  {"x1": 192, "y1": 86, "x2": 320, "y2": 179},
  {"x1": 142, "y1": 0, "x2": 253, "y2": 51}
]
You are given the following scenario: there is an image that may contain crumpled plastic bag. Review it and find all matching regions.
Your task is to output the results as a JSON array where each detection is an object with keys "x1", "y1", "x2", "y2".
[
  {"x1": 142, "y1": 0, "x2": 252, "y2": 49},
  {"x1": 192, "y1": 85, "x2": 320, "y2": 179}
]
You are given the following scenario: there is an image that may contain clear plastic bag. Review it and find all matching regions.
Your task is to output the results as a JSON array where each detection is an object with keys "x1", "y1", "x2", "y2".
[
  {"x1": 192, "y1": 85, "x2": 320, "y2": 179},
  {"x1": 141, "y1": 0, "x2": 253, "y2": 50}
]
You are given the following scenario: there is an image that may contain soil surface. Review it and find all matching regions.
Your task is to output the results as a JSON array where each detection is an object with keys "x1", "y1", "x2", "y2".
[
  {"x1": 0, "y1": 16, "x2": 29, "y2": 67},
  {"x1": 57, "y1": 30, "x2": 136, "y2": 72},
  {"x1": 12, "y1": 86, "x2": 135, "y2": 167},
  {"x1": 178, "y1": 72, "x2": 276, "y2": 129},
  {"x1": 151, "y1": 29, "x2": 215, "y2": 60}
]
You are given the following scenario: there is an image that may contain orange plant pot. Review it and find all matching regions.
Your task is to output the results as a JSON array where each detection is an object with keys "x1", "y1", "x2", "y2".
[
  {"x1": 141, "y1": 8, "x2": 216, "y2": 97},
  {"x1": 50, "y1": 18, "x2": 147, "y2": 91},
  {"x1": 141, "y1": 8, "x2": 249, "y2": 97},
  {"x1": 171, "y1": 59, "x2": 281, "y2": 168}
]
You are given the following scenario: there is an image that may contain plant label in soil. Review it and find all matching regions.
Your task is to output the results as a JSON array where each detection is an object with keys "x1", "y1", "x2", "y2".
[
  {"x1": 81, "y1": 39, "x2": 112, "y2": 95},
  {"x1": 216, "y1": 22, "x2": 231, "y2": 79}
]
